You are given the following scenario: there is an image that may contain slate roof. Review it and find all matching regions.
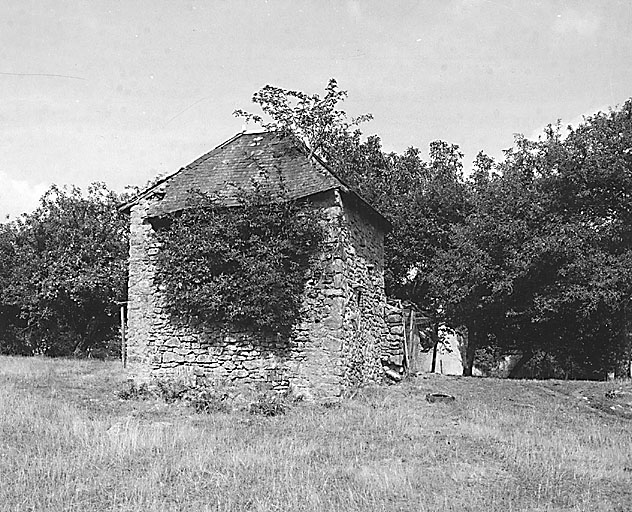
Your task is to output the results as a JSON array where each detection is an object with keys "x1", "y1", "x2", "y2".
[{"x1": 121, "y1": 130, "x2": 389, "y2": 228}]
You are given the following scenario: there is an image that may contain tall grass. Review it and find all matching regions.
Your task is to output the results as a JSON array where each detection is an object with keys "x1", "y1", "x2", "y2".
[{"x1": 1, "y1": 356, "x2": 630, "y2": 511}]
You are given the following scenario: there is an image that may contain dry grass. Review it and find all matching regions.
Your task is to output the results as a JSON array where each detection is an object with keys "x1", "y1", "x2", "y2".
[{"x1": 1, "y1": 356, "x2": 631, "y2": 511}]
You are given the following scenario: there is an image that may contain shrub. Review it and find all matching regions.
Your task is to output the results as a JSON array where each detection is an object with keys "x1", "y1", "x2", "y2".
[
  {"x1": 116, "y1": 380, "x2": 152, "y2": 400},
  {"x1": 248, "y1": 390, "x2": 287, "y2": 417},
  {"x1": 186, "y1": 386, "x2": 232, "y2": 414},
  {"x1": 155, "y1": 173, "x2": 325, "y2": 337},
  {"x1": 155, "y1": 379, "x2": 191, "y2": 403},
  {"x1": 118, "y1": 376, "x2": 293, "y2": 416}
]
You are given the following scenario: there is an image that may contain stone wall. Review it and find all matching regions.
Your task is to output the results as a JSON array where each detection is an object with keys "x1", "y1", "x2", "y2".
[
  {"x1": 383, "y1": 302, "x2": 406, "y2": 368},
  {"x1": 125, "y1": 188, "x2": 388, "y2": 398},
  {"x1": 337, "y1": 193, "x2": 388, "y2": 386}
]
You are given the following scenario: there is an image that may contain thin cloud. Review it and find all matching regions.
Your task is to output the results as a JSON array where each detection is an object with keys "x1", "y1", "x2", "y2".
[
  {"x1": 553, "y1": 11, "x2": 600, "y2": 36},
  {"x1": 162, "y1": 96, "x2": 212, "y2": 127},
  {"x1": 0, "y1": 172, "x2": 49, "y2": 221},
  {"x1": 0, "y1": 72, "x2": 87, "y2": 81}
]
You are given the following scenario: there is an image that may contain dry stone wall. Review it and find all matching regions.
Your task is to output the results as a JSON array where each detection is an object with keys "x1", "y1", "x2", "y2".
[
  {"x1": 337, "y1": 195, "x2": 388, "y2": 386},
  {"x1": 126, "y1": 189, "x2": 389, "y2": 398},
  {"x1": 383, "y1": 302, "x2": 406, "y2": 367}
]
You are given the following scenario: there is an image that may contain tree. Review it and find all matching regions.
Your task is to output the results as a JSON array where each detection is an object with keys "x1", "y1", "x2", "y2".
[
  {"x1": 0, "y1": 183, "x2": 128, "y2": 356},
  {"x1": 234, "y1": 78, "x2": 372, "y2": 161},
  {"x1": 532, "y1": 104, "x2": 632, "y2": 377},
  {"x1": 235, "y1": 80, "x2": 470, "y2": 312},
  {"x1": 0, "y1": 223, "x2": 25, "y2": 353},
  {"x1": 437, "y1": 102, "x2": 632, "y2": 377},
  {"x1": 235, "y1": 81, "x2": 632, "y2": 378}
]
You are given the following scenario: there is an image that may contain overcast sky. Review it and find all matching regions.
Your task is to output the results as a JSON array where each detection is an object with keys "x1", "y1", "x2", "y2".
[{"x1": 1, "y1": 0, "x2": 631, "y2": 219}]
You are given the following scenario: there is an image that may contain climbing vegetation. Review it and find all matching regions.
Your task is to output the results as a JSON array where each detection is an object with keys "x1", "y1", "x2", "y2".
[{"x1": 155, "y1": 175, "x2": 325, "y2": 336}]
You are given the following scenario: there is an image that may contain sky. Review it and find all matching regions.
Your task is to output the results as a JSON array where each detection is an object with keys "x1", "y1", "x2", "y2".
[{"x1": 1, "y1": 0, "x2": 631, "y2": 219}]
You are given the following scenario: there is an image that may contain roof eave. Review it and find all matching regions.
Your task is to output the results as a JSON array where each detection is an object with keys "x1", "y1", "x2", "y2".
[
  {"x1": 117, "y1": 170, "x2": 181, "y2": 214},
  {"x1": 305, "y1": 152, "x2": 392, "y2": 232},
  {"x1": 338, "y1": 187, "x2": 393, "y2": 233}
]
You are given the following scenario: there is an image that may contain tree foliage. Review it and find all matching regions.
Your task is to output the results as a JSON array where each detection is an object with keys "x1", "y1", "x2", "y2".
[
  {"x1": 236, "y1": 80, "x2": 632, "y2": 377},
  {"x1": 155, "y1": 176, "x2": 325, "y2": 336},
  {"x1": 1, "y1": 79, "x2": 629, "y2": 378},
  {"x1": 234, "y1": 80, "x2": 468, "y2": 312},
  {"x1": 234, "y1": 78, "x2": 372, "y2": 160},
  {"x1": 0, "y1": 183, "x2": 128, "y2": 356},
  {"x1": 437, "y1": 103, "x2": 632, "y2": 377}
]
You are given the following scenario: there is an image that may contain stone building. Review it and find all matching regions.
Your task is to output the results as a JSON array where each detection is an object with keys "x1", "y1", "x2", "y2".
[{"x1": 120, "y1": 131, "x2": 391, "y2": 398}]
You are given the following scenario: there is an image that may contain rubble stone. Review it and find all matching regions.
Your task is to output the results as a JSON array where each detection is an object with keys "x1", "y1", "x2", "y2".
[{"x1": 125, "y1": 189, "x2": 390, "y2": 398}]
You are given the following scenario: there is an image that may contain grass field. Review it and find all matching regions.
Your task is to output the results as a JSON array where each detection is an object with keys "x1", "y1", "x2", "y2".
[{"x1": 1, "y1": 356, "x2": 631, "y2": 511}]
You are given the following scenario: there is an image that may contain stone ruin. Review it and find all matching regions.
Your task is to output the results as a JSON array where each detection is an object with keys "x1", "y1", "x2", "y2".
[{"x1": 120, "y1": 131, "x2": 394, "y2": 399}]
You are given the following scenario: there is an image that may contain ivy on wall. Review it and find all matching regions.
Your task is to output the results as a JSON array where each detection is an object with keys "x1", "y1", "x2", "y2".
[{"x1": 155, "y1": 177, "x2": 325, "y2": 336}]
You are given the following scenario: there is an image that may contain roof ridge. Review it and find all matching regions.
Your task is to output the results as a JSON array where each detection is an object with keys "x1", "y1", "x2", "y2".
[{"x1": 291, "y1": 139, "x2": 391, "y2": 227}]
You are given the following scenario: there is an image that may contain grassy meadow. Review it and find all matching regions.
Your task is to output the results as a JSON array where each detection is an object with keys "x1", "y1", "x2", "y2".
[{"x1": 1, "y1": 355, "x2": 631, "y2": 511}]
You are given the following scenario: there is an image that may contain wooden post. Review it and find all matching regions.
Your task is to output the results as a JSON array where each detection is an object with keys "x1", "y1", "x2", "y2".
[
  {"x1": 407, "y1": 309, "x2": 418, "y2": 374},
  {"x1": 401, "y1": 309, "x2": 409, "y2": 374},
  {"x1": 120, "y1": 303, "x2": 127, "y2": 368}
]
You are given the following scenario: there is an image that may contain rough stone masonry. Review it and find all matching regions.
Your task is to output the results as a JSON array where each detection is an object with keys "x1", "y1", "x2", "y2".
[{"x1": 121, "y1": 131, "x2": 393, "y2": 398}]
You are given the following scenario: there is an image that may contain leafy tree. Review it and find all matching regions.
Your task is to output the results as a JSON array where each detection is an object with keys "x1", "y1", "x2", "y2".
[
  {"x1": 234, "y1": 78, "x2": 372, "y2": 160},
  {"x1": 155, "y1": 176, "x2": 325, "y2": 336},
  {"x1": 235, "y1": 80, "x2": 469, "y2": 311},
  {"x1": 0, "y1": 223, "x2": 25, "y2": 353},
  {"x1": 235, "y1": 80, "x2": 632, "y2": 377},
  {"x1": 437, "y1": 102, "x2": 632, "y2": 377},
  {"x1": 533, "y1": 104, "x2": 632, "y2": 377},
  {"x1": 431, "y1": 136, "x2": 554, "y2": 374},
  {"x1": 0, "y1": 183, "x2": 128, "y2": 356}
]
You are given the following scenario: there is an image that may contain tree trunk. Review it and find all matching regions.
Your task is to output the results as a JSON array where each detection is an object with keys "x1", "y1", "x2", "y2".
[
  {"x1": 620, "y1": 301, "x2": 632, "y2": 378},
  {"x1": 463, "y1": 327, "x2": 476, "y2": 376},
  {"x1": 430, "y1": 320, "x2": 439, "y2": 373}
]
